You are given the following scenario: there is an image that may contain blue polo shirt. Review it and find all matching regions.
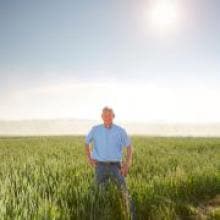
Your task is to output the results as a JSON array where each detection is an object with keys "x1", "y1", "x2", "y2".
[{"x1": 85, "y1": 123, "x2": 132, "y2": 161}]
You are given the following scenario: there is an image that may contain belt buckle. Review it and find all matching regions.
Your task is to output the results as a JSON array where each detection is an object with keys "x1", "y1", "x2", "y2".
[
  {"x1": 109, "y1": 161, "x2": 118, "y2": 166},
  {"x1": 104, "y1": 161, "x2": 112, "y2": 166}
]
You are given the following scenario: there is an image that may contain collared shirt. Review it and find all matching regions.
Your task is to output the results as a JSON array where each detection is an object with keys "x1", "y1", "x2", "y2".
[{"x1": 85, "y1": 123, "x2": 132, "y2": 161}]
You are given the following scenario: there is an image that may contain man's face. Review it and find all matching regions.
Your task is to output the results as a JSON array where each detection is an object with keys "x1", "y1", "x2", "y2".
[{"x1": 102, "y1": 111, "x2": 114, "y2": 125}]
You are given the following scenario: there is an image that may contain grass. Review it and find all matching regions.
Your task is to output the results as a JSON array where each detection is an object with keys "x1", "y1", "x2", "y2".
[{"x1": 0, "y1": 136, "x2": 219, "y2": 219}]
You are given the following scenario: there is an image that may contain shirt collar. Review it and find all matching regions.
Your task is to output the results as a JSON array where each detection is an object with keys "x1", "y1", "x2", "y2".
[{"x1": 103, "y1": 122, "x2": 113, "y2": 129}]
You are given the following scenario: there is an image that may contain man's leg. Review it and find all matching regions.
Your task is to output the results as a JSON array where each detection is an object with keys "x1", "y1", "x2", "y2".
[
  {"x1": 94, "y1": 163, "x2": 109, "y2": 189},
  {"x1": 110, "y1": 163, "x2": 136, "y2": 220}
]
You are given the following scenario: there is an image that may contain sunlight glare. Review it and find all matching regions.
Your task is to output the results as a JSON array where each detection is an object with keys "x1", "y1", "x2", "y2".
[{"x1": 149, "y1": 0, "x2": 179, "y2": 32}]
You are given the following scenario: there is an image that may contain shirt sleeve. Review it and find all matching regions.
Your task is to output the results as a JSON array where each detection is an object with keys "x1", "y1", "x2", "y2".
[
  {"x1": 85, "y1": 126, "x2": 95, "y2": 145},
  {"x1": 121, "y1": 128, "x2": 131, "y2": 148}
]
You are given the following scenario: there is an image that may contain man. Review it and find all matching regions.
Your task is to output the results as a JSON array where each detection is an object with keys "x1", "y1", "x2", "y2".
[{"x1": 84, "y1": 106, "x2": 135, "y2": 219}]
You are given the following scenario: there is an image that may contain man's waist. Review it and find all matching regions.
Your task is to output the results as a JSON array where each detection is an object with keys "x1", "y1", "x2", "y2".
[{"x1": 95, "y1": 160, "x2": 121, "y2": 165}]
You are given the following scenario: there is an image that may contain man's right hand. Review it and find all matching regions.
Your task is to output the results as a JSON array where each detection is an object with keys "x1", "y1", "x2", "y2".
[
  {"x1": 85, "y1": 145, "x2": 97, "y2": 168},
  {"x1": 88, "y1": 158, "x2": 97, "y2": 168}
]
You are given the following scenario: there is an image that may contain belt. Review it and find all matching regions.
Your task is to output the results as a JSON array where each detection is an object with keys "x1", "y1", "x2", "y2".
[{"x1": 95, "y1": 160, "x2": 121, "y2": 166}]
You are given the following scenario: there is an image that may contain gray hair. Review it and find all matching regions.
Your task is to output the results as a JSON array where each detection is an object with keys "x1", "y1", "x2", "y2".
[{"x1": 102, "y1": 106, "x2": 115, "y2": 117}]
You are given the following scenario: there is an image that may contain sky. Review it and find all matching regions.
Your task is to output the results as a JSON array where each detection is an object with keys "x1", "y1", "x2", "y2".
[{"x1": 0, "y1": 0, "x2": 220, "y2": 123}]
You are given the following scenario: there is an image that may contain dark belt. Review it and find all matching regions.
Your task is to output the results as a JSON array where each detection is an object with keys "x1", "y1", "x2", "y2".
[{"x1": 95, "y1": 160, "x2": 121, "y2": 166}]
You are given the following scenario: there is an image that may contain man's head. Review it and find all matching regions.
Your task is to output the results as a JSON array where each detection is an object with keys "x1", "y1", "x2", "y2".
[{"x1": 101, "y1": 106, "x2": 115, "y2": 125}]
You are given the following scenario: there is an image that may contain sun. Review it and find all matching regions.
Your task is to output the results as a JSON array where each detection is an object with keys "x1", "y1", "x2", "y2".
[{"x1": 149, "y1": 0, "x2": 179, "y2": 32}]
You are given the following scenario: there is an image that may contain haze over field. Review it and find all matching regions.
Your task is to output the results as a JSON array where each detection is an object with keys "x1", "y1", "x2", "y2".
[{"x1": 1, "y1": 119, "x2": 220, "y2": 137}]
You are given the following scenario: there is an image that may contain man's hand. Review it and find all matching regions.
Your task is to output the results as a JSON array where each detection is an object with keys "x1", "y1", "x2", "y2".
[
  {"x1": 85, "y1": 144, "x2": 97, "y2": 168},
  {"x1": 88, "y1": 158, "x2": 97, "y2": 168},
  {"x1": 120, "y1": 145, "x2": 133, "y2": 177},
  {"x1": 120, "y1": 161, "x2": 129, "y2": 177}
]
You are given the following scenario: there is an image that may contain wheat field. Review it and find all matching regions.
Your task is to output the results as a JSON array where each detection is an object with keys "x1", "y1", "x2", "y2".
[{"x1": 0, "y1": 136, "x2": 219, "y2": 219}]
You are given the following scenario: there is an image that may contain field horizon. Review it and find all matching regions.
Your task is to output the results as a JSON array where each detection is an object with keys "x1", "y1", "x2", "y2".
[{"x1": 1, "y1": 119, "x2": 220, "y2": 137}]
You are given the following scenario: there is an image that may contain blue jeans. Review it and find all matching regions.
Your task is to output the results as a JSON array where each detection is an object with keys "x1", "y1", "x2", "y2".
[{"x1": 94, "y1": 161, "x2": 136, "y2": 219}]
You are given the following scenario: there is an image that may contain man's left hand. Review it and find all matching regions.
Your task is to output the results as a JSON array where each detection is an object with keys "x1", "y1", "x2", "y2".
[{"x1": 120, "y1": 162, "x2": 129, "y2": 177}]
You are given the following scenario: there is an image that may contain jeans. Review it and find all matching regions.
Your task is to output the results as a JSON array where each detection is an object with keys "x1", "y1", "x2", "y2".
[{"x1": 94, "y1": 161, "x2": 136, "y2": 220}]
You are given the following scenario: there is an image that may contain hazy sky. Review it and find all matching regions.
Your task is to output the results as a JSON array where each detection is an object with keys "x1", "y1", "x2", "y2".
[{"x1": 1, "y1": 0, "x2": 220, "y2": 122}]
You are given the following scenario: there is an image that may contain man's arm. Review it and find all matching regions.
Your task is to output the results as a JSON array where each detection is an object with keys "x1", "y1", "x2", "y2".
[
  {"x1": 125, "y1": 144, "x2": 133, "y2": 168},
  {"x1": 85, "y1": 143, "x2": 91, "y2": 161},
  {"x1": 121, "y1": 144, "x2": 133, "y2": 177},
  {"x1": 120, "y1": 128, "x2": 133, "y2": 177},
  {"x1": 85, "y1": 143, "x2": 97, "y2": 167},
  {"x1": 85, "y1": 127, "x2": 97, "y2": 167}
]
